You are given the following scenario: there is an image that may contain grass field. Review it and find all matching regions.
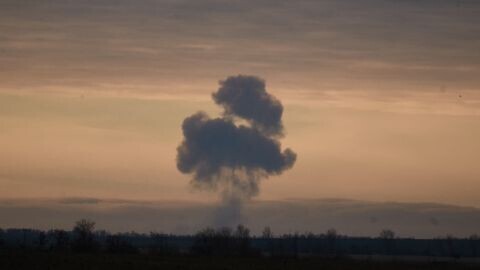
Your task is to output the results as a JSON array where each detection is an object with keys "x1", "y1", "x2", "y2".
[{"x1": 0, "y1": 251, "x2": 478, "y2": 270}]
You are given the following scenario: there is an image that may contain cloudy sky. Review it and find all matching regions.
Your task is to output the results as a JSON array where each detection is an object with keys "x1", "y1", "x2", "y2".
[
  {"x1": 1, "y1": 0, "x2": 480, "y2": 210},
  {"x1": 2, "y1": 198, "x2": 480, "y2": 237}
]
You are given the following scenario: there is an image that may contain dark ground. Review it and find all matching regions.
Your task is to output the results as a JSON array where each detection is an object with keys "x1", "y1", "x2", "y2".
[{"x1": 1, "y1": 251, "x2": 479, "y2": 270}]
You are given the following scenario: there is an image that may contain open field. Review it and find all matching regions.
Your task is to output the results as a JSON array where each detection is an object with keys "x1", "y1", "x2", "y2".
[{"x1": 1, "y1": 251, "x2": 479, "y2": 270}]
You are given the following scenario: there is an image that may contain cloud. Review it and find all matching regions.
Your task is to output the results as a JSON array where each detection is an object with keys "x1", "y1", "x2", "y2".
[
  {"x1": 2, "y1": 0, "x2": 479, "y2": 98},
  {"x1": 1, "y1": 198, "x2": 480, "y2": 238},
  {"x1": 58, "y1": 197, "x2": 101, "y2": 205}
]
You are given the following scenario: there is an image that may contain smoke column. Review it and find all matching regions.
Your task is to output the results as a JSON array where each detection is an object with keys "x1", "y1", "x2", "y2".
[{"x1": 176, "y1": 75, "x2": 296, "y2": 226}]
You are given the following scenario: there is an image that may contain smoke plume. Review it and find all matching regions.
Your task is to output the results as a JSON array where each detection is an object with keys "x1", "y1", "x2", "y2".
[
  {"x1": 213, "y1": 76, "x2": 284, "y2": 136},
  {"x1": 176, "y1": 75, "x2": 296, "y2": 225}
]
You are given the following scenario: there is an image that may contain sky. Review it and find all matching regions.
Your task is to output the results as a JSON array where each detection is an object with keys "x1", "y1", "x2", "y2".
[
  {"x1": 2, "y1": 198, "x2": 480, "y2": 237},
  {"x1": 1, "y1": 0, "x2": 480, "y2": 210}
]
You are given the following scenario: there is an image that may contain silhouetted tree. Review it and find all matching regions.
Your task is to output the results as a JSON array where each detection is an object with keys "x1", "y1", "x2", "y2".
[
  {"x1": 262, "y1": 226, "x2": 274, "y2": 256},
  {"x1": 469, "y1": 234, "x2": 479, "y2": 257},
  {"x1": 36, "y1": 231, "x2": 47, "y2": 250},
  {"x1": 262, "y1": 226, "x2": 273, "y2": 238},
  {"x1": 305, "y1": 231, "x2": 316, "y2": 255},
  {"x1": 234, "y1": 224, "x2": 251, "y2": 255},
  {"x1": 192, "y1": 227, "x2": 216, "y2": 255},
  {"x1": 20, "y1": 229, "x2": 28, "y2": 248},
  {"x1": 49, "y1": 229, "x2": 70, "y2": 251},
  {"x1": 326, "y1": 228, "x2": 338, "y2": 255},
  {"x1": 234, "y1": 224, "x2": 250, "y2": 238},
  {"x1": 192, "y1": 225, "x2": 253, "y2": 256},
  {"x1": 0, "y1": 228, "x2": 4, "y2": 248},
  {"x1": 292, "y1": 232, "x2": 299, "y2": 258},
  {"x1": 379, "y1": 229, "x2": 395, "y2": 239},
  {"x1": 379, "y1": 229, "x2": 396, "y2": 254},
  {"x1": 326, "y1": 228, "x2": 338, "y2": 238},
  {"x1": 445, "y1": 235, "x2": 459, "y2": 259},
  {"x1": 106, "y1": 234, "x2": 137, "y2": 254},
  {"x1": 216, "y1": 227, "x2": 234, "y2": 254},
  {"x1": 72, "y1": 219, "x2": 97, "y2": 252},
  {"x1": 149, "y1": 232, "x2": 178, "y2": 255}
]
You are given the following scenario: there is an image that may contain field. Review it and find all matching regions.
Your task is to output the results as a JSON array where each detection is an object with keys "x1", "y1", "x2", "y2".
[{"x1": 1, "y1": 251, "x2": 478, "y2": 270}]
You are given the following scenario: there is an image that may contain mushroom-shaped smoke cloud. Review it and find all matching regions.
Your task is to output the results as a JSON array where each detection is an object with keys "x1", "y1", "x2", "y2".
[
  {"x1": 176, "y1": 75, "x2": 296, "y2": 224},
  {"x1": 213, "y1": 76, "x2": 284, "y2": 136}
]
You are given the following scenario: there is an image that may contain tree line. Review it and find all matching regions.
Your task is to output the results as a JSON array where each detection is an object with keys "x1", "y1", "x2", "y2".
[{"x1": 0, "y1": 219, "x2": 479, "y2": 258}]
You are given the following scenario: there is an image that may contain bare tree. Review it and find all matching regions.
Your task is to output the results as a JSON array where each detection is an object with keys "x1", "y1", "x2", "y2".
[
  {"x1": 192, "y1": 227, "x2": 216, "y2": 255},
  {"x1": 469, "y1": 234, "x2": 479, "y2": 257},
  {"x1": 234, "y1": 224, "x2": 250, "y2": 238},
  {"x1": 262, "y1": 226, "x2": 273, "y2": 238},
  {"x1": 326, "y1": 228, "x2": 338, "y2": 255},
  {"x1": 379, "y1": 229, "x2": 396, "y2": 255},
  {"x1": 235, "y1": 224, "x2": 251, "y2": 255},
  {"x1": 36, "y1": 231, "x2": 46, "y2": 250},
  {"x1": 379, "y1": 229, "x2": 395, "y2": 240},
  {"x1": 326, "y1": 228, "x2": 338, "y2": 238},
  {"x1": 72, "y1": 219, "x2": 97, "y2": 252},
  {"x1": 49, "y1": 229, "x2": 70, "y2": 251},
  {"x1": 262, "y1": 226, "x2": 274, "y2": 256},
  {"x1": 0, "y1": 228, "x2": 4, "y2": 247},
  {"x1": 445, "y1": 234, "x2": 458, "y2": 259},
  {"x1": 218, "y1": 227, "x2": 233, "y2": 238}
]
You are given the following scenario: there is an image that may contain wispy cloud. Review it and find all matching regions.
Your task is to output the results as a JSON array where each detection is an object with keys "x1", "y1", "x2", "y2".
[
  {"x1": 1, "y1": 0, "x2": 479, "y2": 103},
  {"x1": 0, "y1": 198, "x2": 479, "y2": 238}
]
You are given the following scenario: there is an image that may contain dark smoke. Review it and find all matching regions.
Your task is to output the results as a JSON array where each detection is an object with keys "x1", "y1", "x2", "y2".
[
  {"x1": 177, "y1": 112, "x2": 295, "y2": 188},
  {"x1": 213, "y1": 75, "x2": 284, "y2": 136},
  {"x1": 176, "y1": 75, "x2": 296, "y2": 225}
]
